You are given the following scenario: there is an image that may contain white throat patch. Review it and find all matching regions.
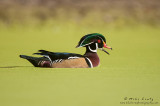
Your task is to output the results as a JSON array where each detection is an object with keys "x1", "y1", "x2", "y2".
[{"x1": 88, "y1": 43, "x2": 98, "y2": 52}]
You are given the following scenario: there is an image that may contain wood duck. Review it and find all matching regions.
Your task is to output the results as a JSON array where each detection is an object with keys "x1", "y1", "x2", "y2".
[{"x1": 20, "y1": 33, "x2": 112, "y2": 68}]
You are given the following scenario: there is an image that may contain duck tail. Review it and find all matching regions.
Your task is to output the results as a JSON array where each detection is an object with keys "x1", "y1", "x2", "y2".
[{"x1": 19, "y1": 55, "x2": 50, "y2": 67}]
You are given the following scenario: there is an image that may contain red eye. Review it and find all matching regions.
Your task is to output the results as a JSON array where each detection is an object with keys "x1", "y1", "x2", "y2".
[{"x1": 98, "y1": 40, "x2": 101, "y2": 43}]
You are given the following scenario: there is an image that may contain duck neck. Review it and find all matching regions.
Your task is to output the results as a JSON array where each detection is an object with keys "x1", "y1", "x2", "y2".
[{"x1": 84, "y1": 45, "x2": 100, "y2": 67}]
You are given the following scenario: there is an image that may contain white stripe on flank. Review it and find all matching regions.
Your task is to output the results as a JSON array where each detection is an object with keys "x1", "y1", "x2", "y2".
[
  {"x1": 68, "y1": 57, "x2": 80, "y2": 59},
  {"x1": 59, "y1": 59, "x2": 63, "y2": 62},
  {"x1": 52, "y1": 59, "x2": 63, "y2": 63},
  {"x1": 55, "y1": 60, "x2": 58, "y2": 62},
  {"x1": 44, "y1": 55, "x2": 53, "y2": 64},
  {"x1": 86, "y1": 57, "x2": 93, "y2": 68}
]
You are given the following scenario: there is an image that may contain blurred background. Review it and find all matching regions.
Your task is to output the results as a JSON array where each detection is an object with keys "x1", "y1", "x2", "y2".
[{"x1": 0, "y1": 0, "x2": 160, "y2": 27}]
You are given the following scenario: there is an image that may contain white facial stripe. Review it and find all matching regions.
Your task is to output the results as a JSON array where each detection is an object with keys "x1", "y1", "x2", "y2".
[
  {"x1": 88, "y1": 43, "x2": 98, "y2": 52},
  {"x1": 79, "y1": 36, "x2": 105, "y2": 48},
  {"x1": 96, "y1": 43, "x2": 98, "y2": 49},
  {"x1": 88, "y1": 46, "x2": 97, "y2": 52},
  {"x1": 78, "y1": 42, "x2": 94, "y2": 48},
  {"x1": 79, "y1": 36, "x2": 89, "y2": 47}
]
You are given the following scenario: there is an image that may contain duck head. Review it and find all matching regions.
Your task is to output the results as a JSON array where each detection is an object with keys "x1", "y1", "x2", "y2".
[{"x1": 76, "y1": 33, "x2": 112, "y2": 54}]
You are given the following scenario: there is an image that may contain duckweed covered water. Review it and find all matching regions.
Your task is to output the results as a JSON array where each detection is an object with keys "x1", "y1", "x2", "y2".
[{"x1": 0, "y1": 25, "x2": 160, "y2": 106}]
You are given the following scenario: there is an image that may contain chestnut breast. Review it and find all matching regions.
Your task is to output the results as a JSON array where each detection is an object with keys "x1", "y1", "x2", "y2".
[{"x1": 84, "y1": 52, "x2": 100, "y2": 67}]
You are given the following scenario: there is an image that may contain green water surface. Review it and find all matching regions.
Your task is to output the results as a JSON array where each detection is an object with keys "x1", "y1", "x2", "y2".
[{"x1": 0, "y1": 25, "x2": 160, "y2": 106}]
